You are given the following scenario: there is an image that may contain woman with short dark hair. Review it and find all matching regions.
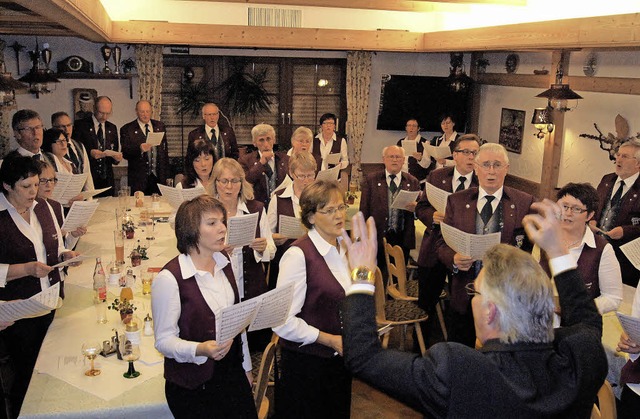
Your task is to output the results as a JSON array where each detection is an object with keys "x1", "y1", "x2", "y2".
[
  {"x1": 178, "y1": 139, "x2": 216, "y2": 195},
  {"x1": 152, "y1": 194, "x2": 257, "y2": 419}
]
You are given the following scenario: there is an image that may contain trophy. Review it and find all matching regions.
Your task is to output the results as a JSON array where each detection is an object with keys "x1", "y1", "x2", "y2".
[
  {"x1": 100, "y1": 44, "x2": 112, "y2": 74},
  {"x1": 41, "y1": 43, "x2": 52, "y2": 73},
  {"x1": 113, "y1": 45, "x2": 122, "y2": 74}
]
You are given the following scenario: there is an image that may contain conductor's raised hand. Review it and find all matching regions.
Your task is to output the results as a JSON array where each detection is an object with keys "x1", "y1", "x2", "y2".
[
  {"x1": 522, "y1": 199, "x2": 568, "y2": 259},
  {"x1": 341, "y1": 212, "x2": 377, "y2": 272}
]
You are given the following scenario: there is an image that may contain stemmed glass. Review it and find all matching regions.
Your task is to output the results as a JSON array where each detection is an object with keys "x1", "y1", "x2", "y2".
[
  {"x1": 81, "y1": 342, "x2": 102, "y2": 376},
  {"x1": 119, "y1": 339, "x2": 141, "y2": 378}
]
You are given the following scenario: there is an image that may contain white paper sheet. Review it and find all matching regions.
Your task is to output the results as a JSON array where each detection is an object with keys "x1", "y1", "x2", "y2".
[
  {"x1": 315, "y1": 166, "x2": 341, "y2": 182},
  {"x1": 61, "y1": 200, "x2": 100, "y2": 231},
  {"x1": 52, "y1": 254, "x2": 93, "y2": 269},
  {"x1": 157, "y1": 184, "x2": 206, "y2": 208},
  {"x1": 425, "y1": 182, "x2": 451, "y2": 214},
  {"x1": 51, "y1": 172, "x2": 89, "y2": 205},
  {"x1": 0, "y1": 282, "x2": 61, "y2": 322},
  {"x1": 617, "y1": 312, "x2": 640, "y2": 343},
  {"x1": 325, "y1": 153, "x2": 341, "y2": 166},
  {"x1": 226, "y1": 212, "x2": 259, "y2": 247},
  {"x1": 424, "y1": 144, "x2": 452, "y2": 159},
  {"x1": 401, "y1": 140, "x2": 417, "y2": 155},
  {"x1": 390, "y1": 190, "x2": 420, "y2": 210},
  {"x1": 440, "y1": 222, "x2": 501, "y2": 259},
  {"x1": 278, "y1": 215, "x2": 304, "y2": 239},
  {"x1": 145, "y1": 132, "x2": 164, "y2": 147},
  {"x1": 621, "y1": 236, "x2": 640, "y2": 270},
  {"x1": 80, "y1": 187, "x2": 111, "y2": 200}
]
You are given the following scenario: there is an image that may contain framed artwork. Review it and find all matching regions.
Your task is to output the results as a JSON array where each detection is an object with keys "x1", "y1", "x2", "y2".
[
  {"x1": 72, "y1": 88, "x2": 98, "y2": 121},
  {"x1": 498, "y1": 108, "x2": 526, "y2": 154}
]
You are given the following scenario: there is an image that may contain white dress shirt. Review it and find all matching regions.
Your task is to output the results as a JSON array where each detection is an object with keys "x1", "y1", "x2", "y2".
[
  {"x1": 267, "y1": 182, "x2": 300, "y2": 234},
  {"x1": 476, "y1": 186, "x2": 504, "y2": 214},
  {"x1": 152, "y1": 252, "x2": 252, "y2": 371},
  {"x1": 613, "y1": 172, "x2": 639, "y2": 201},
  {"x1": 272, "y1": 228, "x2": 350, "y2": 346},
  {"x1": 315, "y1": 133, "x2": 349, "y2": 171},
  {"x1": 433, "y1": 131, "x2": 458, "y2": 169}
]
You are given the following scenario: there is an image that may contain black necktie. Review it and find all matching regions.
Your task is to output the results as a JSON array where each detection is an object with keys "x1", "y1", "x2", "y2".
[
  {"x1": 97, "y1": 124, "x2": 104, "y2": 150},
  {"x1": 145, "y1": 123, "x2": 150, "y2": 137},
  {"x1": 264, "y1": 161, "x2": 273, "y2": 178},
  {"x1": 481, "y1": 195, "x2": 495, "y2": 225},
  {"x1": 66, "y1": 142, "x2": 80, "y2": 168},
  {"x1": 389, "y1": 174, "x2": 398, "y2": 194},
  {"x1": 456, "y1": 176, "x2": 466, "y2": 192},
  {"x1": 611, "y1": 180, "x2": 625, "y2": 206},
  {"x1": 32, "y1": 154, "x2": 41, "y2": 161}
]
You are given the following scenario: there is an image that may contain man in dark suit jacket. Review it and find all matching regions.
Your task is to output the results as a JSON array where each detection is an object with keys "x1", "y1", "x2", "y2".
[
  {"x1": 187, "y1": 102, "x2": 239, "y2": 161},
  {"x1": 591, "y1": 139, "x2": 640, "y2": 287},
  {"x1": 436, "y1": 143, "x2": 534, "y2": 347},
  {"x1": 396, "y1": 119, "x2": 430, "y2": 185},
  {"x1": 120, "y1": 100, "x2": 170, "y2": 195},
  {"x1": 73, "y1": 96, "x2": 122, "y2": 196},
  {"x1": 239, "y1": 123, "x2": 289, "y2": 208},
  {"x1": 360, "y1": 145, "x2": 420, "y2": 276},
  {"x1": 340, "y1": 203, "x2": 607, "y2": 419},
  {"x1": 415, "y1": 134, "x2": 480, "y2": 316}
]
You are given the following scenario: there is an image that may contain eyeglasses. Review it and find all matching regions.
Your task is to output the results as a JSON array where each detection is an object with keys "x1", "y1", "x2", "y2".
[
  {"x1": 204, "y1": 112, "x2": 219, "y2": 117},
  {"x1": 95, "y1": 111, "x2": 112, "y2": 116},
  {"x1": 561, "y1": 204, "x2": 588, "y2": 214},
  {"x1": 476, "y1": 161, "x2": 506, "y2": 170},
  {"x1": 615, "y1": 152, "x2": 637, "y2": 160},
  {"x1": 18, "y1": 125, "x2": 44, "y2": 133},
  {"x1": 454, "y1": 149, "x2": 478, "y2": 157},
  {"x1": 53, "y1": 123, "x2": 73, "y2": 129},
  {"x1": 322, "y1": 121, "x2": 336, "y2": 126},
  {"x1": 385, "y1": 155, "x2": 404, "y2": 160},
  {"x1": 465, "y1": 282, "x2": 481, "y2": 297},
  {"x1": 294, "y1": 173, "x2": 315, "y2": 180},
  {"x1": 216, "y1": 178, "x2": 242, "y2": 185},
  {"x1": 316, "y1": 204, "x2": 348, "y2": 216},
  {"x1": 39, "y1": 177, "x2": 58, "y2": 185},
  {"x1": 55, "y1": 138, "x2": 68, "y2": 145}
]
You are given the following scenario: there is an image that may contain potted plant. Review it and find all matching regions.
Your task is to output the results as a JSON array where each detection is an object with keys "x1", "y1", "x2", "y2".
[
  {"x1": 122, "y1": 58, "x2": 136, "y2": 74},
  {"x1": 122, "y1": 215, "x2": 136, "y2": 239},
  {"x1": 109, "y1": 298, "x2": 137, "y2": 323}
]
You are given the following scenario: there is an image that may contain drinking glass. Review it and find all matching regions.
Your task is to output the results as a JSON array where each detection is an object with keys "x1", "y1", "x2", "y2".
[
  {"x1": 119, "y1": 339, "x2": 141, "y2": 378},
  {"x1": 141, "y1": 270, "x2": 153, "y2": 295},
  {"x1": 81, "y1": 341, "x2": 102, "y2": 376},
  {"x1": 114, "y1": 230, "x2": 125, "y2": 265}
]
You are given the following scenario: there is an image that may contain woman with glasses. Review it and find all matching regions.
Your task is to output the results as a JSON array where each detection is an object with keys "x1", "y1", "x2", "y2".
[
  {"x1": 178, "y1": 139, "x2": 215, "y2": 195},
  {"x1": 266, "y1": 151, "x2": 316, "y2": 288},
  {"x1": 273, "y1": 180, "x2": 352, "y2": 419},
  {"x1": 42, "y1": 128, "x2": 77, "y2": 175},
  {"x1": 212, "y1": 158, "x2": 275, "y2": 351},
  {"x1": 538, "y1": 182, "x2": 622, "y2": 321},
  {"x1": 0, "y1": 153, "x2": 79, "y2": 417}
]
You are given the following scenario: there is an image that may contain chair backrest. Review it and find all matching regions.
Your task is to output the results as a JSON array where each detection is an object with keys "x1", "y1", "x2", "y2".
[
  {"x1": 591, "y1": 380, "x2": 616, "y2": 419},
  {"x1": 384, "y1": 239, "x2": 409, "y2": 296},
  {"x1": 253, "y1": 341, "x2": 277, "y2": 411},
  {"x1": 373, "y1": 267, "x2": 388, "y2": 323}
]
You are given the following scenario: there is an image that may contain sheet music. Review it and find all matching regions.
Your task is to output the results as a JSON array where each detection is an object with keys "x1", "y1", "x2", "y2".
[
  {"x1": 621, "y1": 237, "x2": 640, "y2": 270},
  {"x1": 226, "y1": 212, "x2": 259, "y2": 247},
  {"x1": 80, "y1": 187, "x2": 111, "y2": 200},
  {"x1": 278, "y1": 215, "x2": 304, "y2": 239},
  {"x1": 0, "y1": 283, "x2": 61, "y2": 322},
  {"x1": 325, "y1": 153, "x2": 341, "y2": 166},
  {"x1": 145, "y1": 132, "x2": 164, "y2": 147},
  {"x1": 617, "y1": 312, "x2": 640, "y2": 343},
  {"x1": 158, "y1": 184, "x2": 206, "y2": 208},
  {"x1": 425, "y1": 183, "x2": 451, "y2": 214},
  {"x1": 440, "y1": 222, "x2": 501, "y2": 259},
  {"x1": 424, "y1": 144, "x2": 452, "y2": 160},
  {"x1": 401, "y1": 140, "x2": 417, "y2": 155},
  {"x1": 51, "y1": 172, "x2": 89, "y2": 205},
  {"x1": 315, "y1": 166, "x2": 341, "y2": 182},
  {"x1": 216, "y1": 283, "x2": 295, "y2": 340},
  {"x1": 390, "y1": 190, "x2": 420, "y2": 210},
  {"x1": 181, "y1": 187, "x2": 206, "y2": 201},
  {"x1": 61, "y1": 200, "x2": 100, "y2": 231},
  {"x1": 52, "y1": 254, "x2": 93, "y2": 269}
]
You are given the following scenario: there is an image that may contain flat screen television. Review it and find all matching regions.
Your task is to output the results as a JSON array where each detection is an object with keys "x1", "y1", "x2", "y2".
[{"x1": 376, "y1": 74, "x2": 471, "y2": 132}]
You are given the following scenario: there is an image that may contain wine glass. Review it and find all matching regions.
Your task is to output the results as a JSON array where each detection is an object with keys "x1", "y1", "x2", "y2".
[
  {"x1": 81, "y1": 341, "x2": 102, "y2": 376},
  {"x1": 119, "y1": 339, "x2": 141, "y2": 379}
]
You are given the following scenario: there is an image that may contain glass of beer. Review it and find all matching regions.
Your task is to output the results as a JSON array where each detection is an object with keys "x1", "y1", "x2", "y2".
[{"x1": 114, "y1": 230, "x2": 125, "y2": 265}]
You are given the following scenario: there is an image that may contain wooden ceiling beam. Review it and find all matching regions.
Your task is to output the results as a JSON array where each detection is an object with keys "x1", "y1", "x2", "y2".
[{"x1": 12, "y1": 0, "x2": 112, "y2": 42}]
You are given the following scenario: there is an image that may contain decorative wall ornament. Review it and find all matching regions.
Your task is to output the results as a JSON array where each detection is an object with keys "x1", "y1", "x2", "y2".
[
  {"x1": 579, "y1": 114, "x2": 640, "y2": 161},
  {"x1": 498, "y1": 108, "x2": 525, "y2": 154}
]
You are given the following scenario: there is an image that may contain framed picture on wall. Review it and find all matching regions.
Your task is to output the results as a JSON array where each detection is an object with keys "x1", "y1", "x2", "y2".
[
  {"x1": 72, "y1": 88, "x2": 98, "y2": 121},
  {"x1": 498, "y1": 108, "x2": 526, "y2": 154}
]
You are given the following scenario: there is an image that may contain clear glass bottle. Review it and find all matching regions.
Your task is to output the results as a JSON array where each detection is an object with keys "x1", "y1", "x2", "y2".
[{"x1": 93, "y1": 257, "x2": 108, "y2": 324}]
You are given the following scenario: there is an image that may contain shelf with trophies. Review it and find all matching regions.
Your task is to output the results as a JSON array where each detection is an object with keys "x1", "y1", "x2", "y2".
[{"x1": 56, "y1": 44, "x2": 137, "y2": 99}]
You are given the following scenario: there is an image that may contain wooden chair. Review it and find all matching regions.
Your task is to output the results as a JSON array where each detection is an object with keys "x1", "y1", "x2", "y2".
[
  {"x1": 384, "y1": 238, "x2": 448, "y2": 341},
  {"x1": 591, "y1": 380, "x2": 616, "y2": 419},
  {"x1": 373, "y1": 267, "x2": 428, "y2": 356},
  {"x1": 253, "y1": 340, "x2": 278, "y2": 419}
]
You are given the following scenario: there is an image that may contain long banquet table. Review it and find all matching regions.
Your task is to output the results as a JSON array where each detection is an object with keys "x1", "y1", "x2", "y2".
[{"x1": 19, "y1": 197, "x2": 177, "y2": 418}]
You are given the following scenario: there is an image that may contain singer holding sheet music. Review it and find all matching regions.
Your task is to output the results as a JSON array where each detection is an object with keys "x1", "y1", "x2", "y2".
[
  {"x1": 152, "y1": 195, "x2": 257, "y2": 419},
  {"x1": 272, "y1": 180, "x2": 352, "y2": 419},
  {"x1": 177, "y1": 139, "x2": 216, "y2": 195}
]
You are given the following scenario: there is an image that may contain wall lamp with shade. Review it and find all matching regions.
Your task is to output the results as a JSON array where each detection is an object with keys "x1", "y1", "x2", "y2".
[
  {"x1": 535, "y1": 60, "x2": 582, "y2": 112},
  {"x1": 531, "y1": 107, "x2": 554, "y2": 139},
  {"x1": 447, "y1": 52, "x2": 473, "y2": 93}
]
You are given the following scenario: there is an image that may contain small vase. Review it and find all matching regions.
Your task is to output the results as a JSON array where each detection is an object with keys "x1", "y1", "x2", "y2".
[
  {"x1": 126, "y1": 229, "x2": 135, "y2": 239},
  {"x1": 120, "y1": 311, "x2": 133, "y2": 324}
]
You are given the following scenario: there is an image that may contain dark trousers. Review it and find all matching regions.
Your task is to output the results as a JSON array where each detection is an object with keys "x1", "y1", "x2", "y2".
[
  {"x1": 0, "y1": 311, "x2": 54, "y2": 419},
  {"x1": 165, "y1": 357, "x2": 257, "y2": 419},
  {"x1": 275, "y1": 348, "x2": 351, "y2": 419},
  {"x1": 417, "y1": 264, "x2": 448, "y2": 313},
  {"x1": 618, "y1": 385, "x2": 640, "y2": 419},
  {"x1": 446, "y1": 306, "x2": 476, "y2": 348}
]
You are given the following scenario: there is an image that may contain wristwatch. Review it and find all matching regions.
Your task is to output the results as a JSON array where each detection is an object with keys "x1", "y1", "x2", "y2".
[{"x1": 351, "y1": 266, "x2": 374, "y2": 285}]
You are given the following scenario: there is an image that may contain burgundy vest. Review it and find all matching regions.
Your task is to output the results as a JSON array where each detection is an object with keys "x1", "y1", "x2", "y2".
[
  {"x1": 279, "y1": 235, "x2": 346, "y2": 358},
  {"x1": 540, "y1": 235, "x2": 606, "y2": 299},
  {"x1": 48, "y1": 199, "x2": 64, "y2": 227},
  {"x1": 274, "y1": 189, "x2": 296, "y2": 257},
  {"x1": 312, "y1": 137, "x2": 342, "y2": 173},
  {"x1": 0, "y1": 198, "x2": 63, "y2": 300},
  {"x1": 241, "y1": 199, "x2": 268, "y2": 300}
]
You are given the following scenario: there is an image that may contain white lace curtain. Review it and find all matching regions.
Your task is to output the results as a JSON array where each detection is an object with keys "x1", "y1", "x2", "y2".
[
  {"x1": 135, "y1": 45, "x2": 163, "y2": 118},
  {"x1": 346, "y1": 51, "x2": 372, "y2": 184}
]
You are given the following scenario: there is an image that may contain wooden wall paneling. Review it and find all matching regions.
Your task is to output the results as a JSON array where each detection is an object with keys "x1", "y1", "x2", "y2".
[
  {"x1": 468, "y1": 51, "x2": 482, "y2": 134},
  {"x1": 475, "y1": 73, "x2": 549, "y2": 89}
]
